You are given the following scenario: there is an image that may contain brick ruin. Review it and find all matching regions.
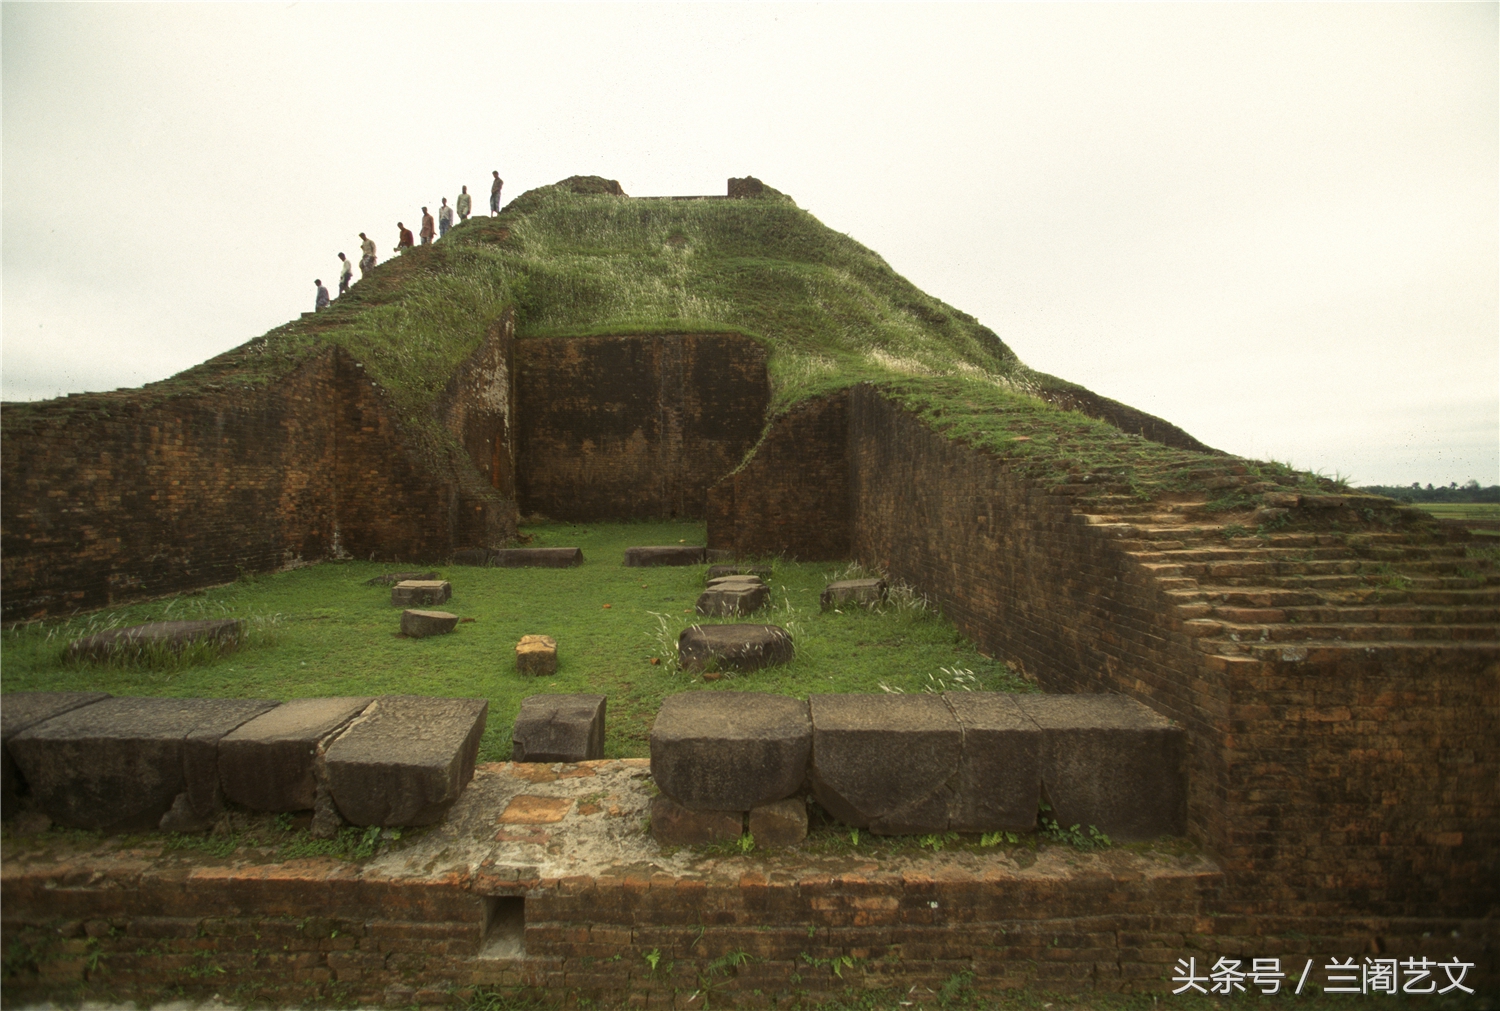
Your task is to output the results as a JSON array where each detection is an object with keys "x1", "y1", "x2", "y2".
[
  {"x1": 0, "y1": 325, "x2": 766, "y2": 622},
  {"x1": 1, "y1": 278, "x2": 1496, "y2": 999}
]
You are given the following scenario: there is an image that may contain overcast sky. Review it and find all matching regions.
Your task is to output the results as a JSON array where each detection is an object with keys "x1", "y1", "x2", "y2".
[{"x1": 3, "y1": 3, "x2": 1495, "y2": 486}]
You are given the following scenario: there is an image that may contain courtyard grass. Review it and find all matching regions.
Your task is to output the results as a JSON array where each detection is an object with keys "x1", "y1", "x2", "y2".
[{"x1": 0, "y1": 520, "x2": 1029, "y2": 764}]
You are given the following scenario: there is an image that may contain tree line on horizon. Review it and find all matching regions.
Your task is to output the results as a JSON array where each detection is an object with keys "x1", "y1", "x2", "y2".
[{"x1": 1359, "y1": 480, "x2": 1499, "y2": 504}]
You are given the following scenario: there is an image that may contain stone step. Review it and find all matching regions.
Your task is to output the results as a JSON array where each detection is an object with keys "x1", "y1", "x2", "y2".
[
  {"x1": 1201, "y1": 620, "x2": 1494, "y2": 645},
  {"x1": 1271, "y1": 604, "x2": 1500, "y2": 625},
  {"x1": 1198, "y1": 638, "x2": 1500, "y2": 660},
  {"x1": 1185, "y1": 583, "x2": 1500, "y2": 609},
  {"x1": 1149, "y1": 546, "x2": 1368, "y2": 564}
]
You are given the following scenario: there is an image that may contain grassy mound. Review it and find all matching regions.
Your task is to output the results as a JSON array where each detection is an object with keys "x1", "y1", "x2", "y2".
[
  {"x1": 5, "y1": 176, "x2": 1049, "y2": 433},
  {"x1": 7, "y1": 175, "x2": 1283, "y2": 504}
]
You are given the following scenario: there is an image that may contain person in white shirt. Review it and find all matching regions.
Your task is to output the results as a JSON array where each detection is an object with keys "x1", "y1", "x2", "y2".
[
  {"x1": 358, "y1": 233, "x2": 377, "y2": 277},
  {"x1": 337, "y1": 252, "x2": 353, "y2": 295},
  {"x1": 438, "y1": 198, "x2": 454, "y2": 239}
]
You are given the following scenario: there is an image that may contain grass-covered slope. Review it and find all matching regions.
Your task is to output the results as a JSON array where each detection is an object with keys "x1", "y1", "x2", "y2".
[
  {"x1": 3, "y1": 175, "x2": 1218, "y2": 490},
  {"x1": 4, "y1": 176, "x2": 1036, "y2": 421}
]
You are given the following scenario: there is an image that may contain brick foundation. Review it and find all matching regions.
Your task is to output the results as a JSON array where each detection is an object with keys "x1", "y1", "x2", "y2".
[
  {"x1": 709, "y1": 384, "x2": 1500, "y2": 921},
  {"x1": 4, "y1": 761, "x2": 1493, "y2": 1007}
]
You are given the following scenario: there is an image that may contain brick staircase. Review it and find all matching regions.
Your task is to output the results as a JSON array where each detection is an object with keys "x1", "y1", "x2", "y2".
[{"x1": 1073, "y1": 481, "x2": 1500, "y2": 661}]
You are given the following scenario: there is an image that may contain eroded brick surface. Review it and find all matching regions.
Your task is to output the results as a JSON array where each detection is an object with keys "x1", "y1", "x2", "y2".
[{"x1": 3, "y1": 759, "x2": 1493, "y2": 1007}]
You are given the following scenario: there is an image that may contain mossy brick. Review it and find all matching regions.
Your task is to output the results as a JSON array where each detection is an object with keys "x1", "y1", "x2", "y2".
[
  {"x1": 218, "y1": 697, "x2": 374, "y2": 812},
  {"x1": 808, "y1": 693, "x2": 961, "y2": 834},
  {"x1": 512, "y1": 694, "x2": 606, "y2": 763},
  {"x1": 651, "y1": 691, "x2": 810, "y2": 811},
  {"x1": 748, "y1": 798, "x2": 808, "y2": 847},
  {"x1": 1015, "y1": 694, "x2": 1186, "y2": 841},
  {"x1": 7, "y1": 696, "x2": 277, "y2": 830},
  {"x1": 1, "y1": 690, "x2": 110, "y2": 818},
  {"x1": 648, "y1": 795, "x2": 742, "y2": 845},
  {"x1": 322, "y1": 695, "x2": 487, "y2": 826}
]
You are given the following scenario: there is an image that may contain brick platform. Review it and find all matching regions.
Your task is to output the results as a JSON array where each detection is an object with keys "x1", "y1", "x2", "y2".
[{"x1": 4, "y1": 760, "x2": 1494, "y2": 1008}]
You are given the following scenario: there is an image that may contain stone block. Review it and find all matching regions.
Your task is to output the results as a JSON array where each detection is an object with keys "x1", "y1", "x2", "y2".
[
  {"x1": 1014, "y1": 694, "x2": 1186, "y2": 841},
  {"x1": 1, "y1": 692, "x2": 110, "y2": 818},
  {"x1": 511, "y1": 694, "x2": 606, "y2": 763},
  {"x1": 624, "y1": 546, "x2": 706, "y2": 567},
  {"x1": 218, "y1": 698, "x2": 375, "y2": 812},
  {"x1": 8, "y1": 696, "x2": 278, "y2": 831},
  {"x1": 707, "y1": 573, "x2": 766, "y2": 585},
  {"x1": 808, "y1": 694, "x2": 961, "y2": 834},
  {"x1": 401, "y1": 610, "x2": 458, "y2": 637},
  {"x1": 706, "y1": 565, "x2": 772, "y2": 583},
  {"x1": 695, "y1": 584, "x2": 770, "y2": 618},
  {"x1": 515, "y1": 635, "x2": 558, "y2": 676},
  {"x1": 391, "y1": 581, "x2": 452, "y2": 607},
  {"x1": 323, "y1": 696, "x2": 488, "y2": 826},
  {"x1": 820, "y1": 579, "x2": 888, "y2": 612},
  {"x1": 64, "y1": 619, "x2": 244, "y2": 662},
  {"x1": 649, "y1": 794, "x2": 742, "y2": 846},
  {"x1": 650, "y1": 692, "x2": 810, "y2": 810},
  {"x1": 945, "y1": 693, "x2": 1041, "y2": 832},
  {"x1": 364, "y1": 571, "x2": 439, "y2": 587},
  {"x1": 494, "y1": 548, "x2": 584, "y2": 568},
  {"x1": 749, "y1": 798, "x2": 808, "y2": 847},
  {"x1": 452, "y1": 548, "x2": 492, "y2": 567},
  {"x1": 678, "y1": 624, "x2": 794, "y2": 672}
]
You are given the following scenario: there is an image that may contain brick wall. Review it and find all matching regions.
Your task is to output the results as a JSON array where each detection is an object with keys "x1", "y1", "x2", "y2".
[
  {"x1": 708, "y1": 383, "x2": 1498, "y2": 920},
  {"x1": 515, "y1": 334, "x2": 769, "y2": 521},
  {"x1": 3, "y1": 846, "x2": 1493, "y2": 1007},
  {"x1": 1, "y1": 322, "x2": 519, "y2": 621},
  {"x1": 706, "y1": 393, "x2": 850, "y2": 561}
]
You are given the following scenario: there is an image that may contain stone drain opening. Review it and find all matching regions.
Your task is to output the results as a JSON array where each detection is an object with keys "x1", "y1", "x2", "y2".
[{"x1": 480, "y1": 895, "x2": 526, "y2": 959}]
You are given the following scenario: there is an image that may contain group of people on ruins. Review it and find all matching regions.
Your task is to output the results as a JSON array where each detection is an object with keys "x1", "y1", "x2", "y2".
[{"x1": 314, "y1": 170, "x2": 503, "y2": 311}]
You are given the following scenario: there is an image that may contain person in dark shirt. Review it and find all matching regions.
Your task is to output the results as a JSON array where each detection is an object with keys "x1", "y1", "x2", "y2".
[
  {"x1": 395, "y1": 222, "x2": 414, "y2": 252},
  {"x1": 490, "y1": 171, "x2": 503, "y2": 215},
  {"x1": 314, "y1": 279, "x2": 330, "y2": 311}
]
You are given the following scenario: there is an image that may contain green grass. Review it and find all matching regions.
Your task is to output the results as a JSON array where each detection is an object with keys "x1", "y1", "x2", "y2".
[
  {"x1": 1412, "y1": 502, "x2": 1500, "y2": 524},
  {"x1": 0, "y1": 521, "x2": 1029, "y2": 763}
]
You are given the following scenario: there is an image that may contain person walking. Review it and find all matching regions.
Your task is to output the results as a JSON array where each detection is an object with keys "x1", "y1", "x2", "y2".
[
  {"x1": 314, "y1": 279, "x2": 330, "y2": 311},
  {"x1": 419, "y1": 206, "x2": 435, "y2": 245},
  {"x1": 337, "y1": 252, "x2": 353, "y2": 295},
  {"x1": 359, "y1": 232, "x2": 377, "y2": 277},
  {"x1": 438, "y1": 198, "x2": 454, "y2": 239},
  {"x1": 395, "y1": 222, "x2": 414, "y2": 252},
  {"x1": 490, "y1": 171, "x2": 503, "y2": 215},
  {"x1": 456, "y1": 185, "x2": 471, "y2": 222}
]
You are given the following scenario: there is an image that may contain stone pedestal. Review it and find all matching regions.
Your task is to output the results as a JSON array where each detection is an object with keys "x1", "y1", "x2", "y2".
[
  {"x1": 515, "y1": 635, "x2": 559, "y2": 676},
  {"x1": 402, "y1": 610, "x2": 458, "y2": 638},
  {"x1": 392, "y1": 580, "x2": 452, "y2": 607}
]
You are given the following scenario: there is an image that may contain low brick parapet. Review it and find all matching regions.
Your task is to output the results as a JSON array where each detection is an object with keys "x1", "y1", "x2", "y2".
[{"x1": 5, "y1": 759, "x2": 1493, "y2": 1006}]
